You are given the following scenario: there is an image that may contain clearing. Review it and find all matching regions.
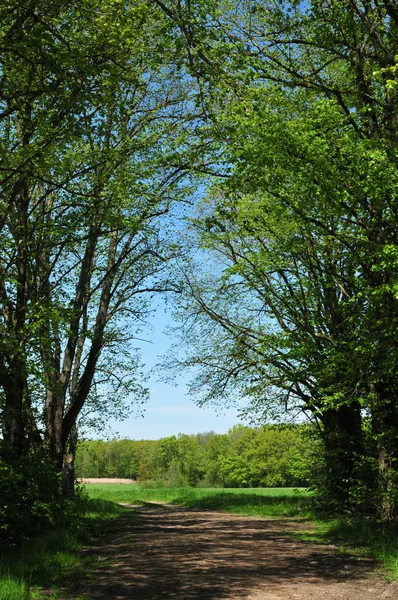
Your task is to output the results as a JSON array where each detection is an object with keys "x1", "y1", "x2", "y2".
[{"x1": 67, "y1": 502, "x2": 398, "y2": 600}]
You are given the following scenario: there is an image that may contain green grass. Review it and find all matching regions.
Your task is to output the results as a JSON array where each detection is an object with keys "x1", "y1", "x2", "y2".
[
  {"x1": 295, "y1": 518, "x2": 398, "y2": 579},
  {"x1": 0, "y1": 499, "x2": 136, "y2": 600},
  {"x1": 85, "y1": 484, "x2": 313, "y2": 518}
]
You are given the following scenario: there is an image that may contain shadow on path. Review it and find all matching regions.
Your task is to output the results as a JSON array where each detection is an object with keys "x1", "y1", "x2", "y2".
[{"x1": 70, "y1": 503, "x2": 398, "y2": 600}]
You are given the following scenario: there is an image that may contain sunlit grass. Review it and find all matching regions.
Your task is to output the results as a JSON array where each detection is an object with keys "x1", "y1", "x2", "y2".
[
  {"x1": 85, "y1": 484, "x2": 313, "y2": 518},
  {"x1": 304, "y1": 518, "x2": 398, "y2": 580}
]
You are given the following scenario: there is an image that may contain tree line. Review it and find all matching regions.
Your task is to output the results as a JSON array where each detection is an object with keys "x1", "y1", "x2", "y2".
[{"x1": 76, "y1": 425, "x2": 313, "y2": 488}]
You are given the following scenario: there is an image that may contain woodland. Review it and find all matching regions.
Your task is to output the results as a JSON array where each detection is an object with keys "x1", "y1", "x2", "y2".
[
  {"x1": 75, "y1": 425, "x2": 313, "y2": 488},
  {"x1": 1, "y1": 0, "x2": 398, "y2": 548}
]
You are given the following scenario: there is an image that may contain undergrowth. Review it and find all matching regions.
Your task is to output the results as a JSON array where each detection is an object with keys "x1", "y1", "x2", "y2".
[
  {"x1": 0, "y1": 498, "x2": 135, "y2": 600},
  {"x1": 295, "y1": 517, "x2": 398, "y2": 579}
]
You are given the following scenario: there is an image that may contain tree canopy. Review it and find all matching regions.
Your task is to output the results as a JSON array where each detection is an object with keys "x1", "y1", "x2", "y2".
[{"x1": 0, "y1": 0, "x2": 212, "y2": 540}]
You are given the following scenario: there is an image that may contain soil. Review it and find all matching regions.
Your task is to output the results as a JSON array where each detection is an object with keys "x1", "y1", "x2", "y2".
[
  {"x1": 77, "y1": 478, "x2": 137, "y2": 484},
  {"x1": 67, "y1": 503, "x2": 398, "y2": 600}
]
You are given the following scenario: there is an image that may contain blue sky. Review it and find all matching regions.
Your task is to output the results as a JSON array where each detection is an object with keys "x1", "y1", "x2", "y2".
[
  {"x1": 98, "y1": 193, "x2": 248, "y2": 441},
  {"x1": 105, "y1": 301, "x2": 245, "y2": 440}
]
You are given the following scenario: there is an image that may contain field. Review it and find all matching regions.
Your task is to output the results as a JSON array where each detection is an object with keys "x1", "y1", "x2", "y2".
[{"x1": 84, "y1": 484, "x2": 313, "y2": 518}]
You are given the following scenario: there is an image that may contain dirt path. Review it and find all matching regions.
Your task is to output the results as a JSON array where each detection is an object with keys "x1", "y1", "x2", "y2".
[{"x1": 71, "y1": 503, "x2": 398, "y2": 600}]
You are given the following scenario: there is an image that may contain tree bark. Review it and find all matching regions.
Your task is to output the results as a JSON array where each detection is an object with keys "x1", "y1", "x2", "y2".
[
  {"x1": 372, "y1": 393, "x2": 398, "y2": 521},
  {"x1": 62, "y1": 424, "x2": 78, "y2": 498},
  {"x1": 322, "y1": 402, "x2": 364, "y2": 511}
]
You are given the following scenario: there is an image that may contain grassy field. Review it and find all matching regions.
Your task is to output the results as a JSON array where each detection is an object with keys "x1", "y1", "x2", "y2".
[{"x1": 85, "y1": 484, "x2": 313, "y2": 518}]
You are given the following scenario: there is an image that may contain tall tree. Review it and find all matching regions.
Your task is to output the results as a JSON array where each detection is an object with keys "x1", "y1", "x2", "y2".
[
  {"x1": 0, "y1": 0, "x2": 210, "y2": 493},
  {"x1": 157, "y1": 0, "x2": 398, "y2": 518}
]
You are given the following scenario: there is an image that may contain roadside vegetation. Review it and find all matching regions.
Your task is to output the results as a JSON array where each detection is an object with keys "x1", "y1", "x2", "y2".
[{"x1": 0, "y1": 497, "x2": 135, "y2": 600}]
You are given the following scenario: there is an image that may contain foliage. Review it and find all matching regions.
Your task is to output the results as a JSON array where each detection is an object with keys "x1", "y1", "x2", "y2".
[
  {"x1": 0, "y1": 444, "x2": 83, "y2": 545},
  {"x1": 0, "y1": 497, "x2": 130, "y2": 600},
  {"x1": 2, "y1": 0, "x2": 398, "y2": 550},
  {"x1": 0, "y1": 0, "x2": 212, "y2": 540},
  {"x1": 76, "y1": 424, "x2": 313, "y2": 488},
  {"x1": 0, "y1": 0, "x2": 201, "y2": 456}
]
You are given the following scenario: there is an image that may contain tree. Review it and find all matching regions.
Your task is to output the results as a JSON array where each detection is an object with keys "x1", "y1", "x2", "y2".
[
  {"x1": 204, "y1": 433, "x2": 229, "y2": 486},
  {"x1": 157, "y1": 0, "x2": 398, "y2": 518},
  {"x1": 0, "y1": 0, "x2": 211, "y2": 505},
  {"x1": 176, "y1": 434, "x2": 206, "y2": 485},
  {"x1": 166, "y1": 179, "x2": 366, "y2": 507}
]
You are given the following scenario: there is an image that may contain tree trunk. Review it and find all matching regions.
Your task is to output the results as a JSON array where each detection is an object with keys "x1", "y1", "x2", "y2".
[
  {"x1": 2, "y1": 352, "x2": 28, "y2": 448},
  {"x1": 372, "y1": 395, "x2": 398, "y2": 521},
  {"x1": 322, "y1": 402, "x2": 363, "y2": 511},
  {"x1": 62, "y1": 424, "x2": 78, "y2": 499}
]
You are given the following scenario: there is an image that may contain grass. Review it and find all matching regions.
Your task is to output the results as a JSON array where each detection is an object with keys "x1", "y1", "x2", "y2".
[
  {"x1": 85, "y1": 484, "x2": 313, "y2": 518},
  {"x1": 295, "y1": 518, "x2": 398, "y2": 579},
  {"x1": 86, "y1": 484, "x2": 398, "y2": 579},
  {"x1": 0, "y1": 498, "x2": 138, "y2": 600}
]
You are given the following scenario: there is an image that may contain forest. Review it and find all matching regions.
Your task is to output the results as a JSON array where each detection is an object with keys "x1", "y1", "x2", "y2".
[
  {"x1": 75, "y1": 425, "x2": 313, "y2": 487},
  {"x1": 1, "y1": 0, "x2": 398, "y2": 581}
]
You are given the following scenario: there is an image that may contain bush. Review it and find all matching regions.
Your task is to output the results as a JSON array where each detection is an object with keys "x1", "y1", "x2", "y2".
[{"x1": 0, "y1": 444, "x2": 86, "y2": 546}]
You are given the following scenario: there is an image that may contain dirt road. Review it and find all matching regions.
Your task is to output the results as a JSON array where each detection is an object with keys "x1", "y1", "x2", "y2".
[{"x1": 71, "y1": 503, "x2": 398, "y2": 600}]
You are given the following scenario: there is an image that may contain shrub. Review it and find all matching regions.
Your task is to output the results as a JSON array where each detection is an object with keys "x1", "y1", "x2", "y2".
[{"x1": 0, "y1": 444, "x2": 86, "y2": 546}]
